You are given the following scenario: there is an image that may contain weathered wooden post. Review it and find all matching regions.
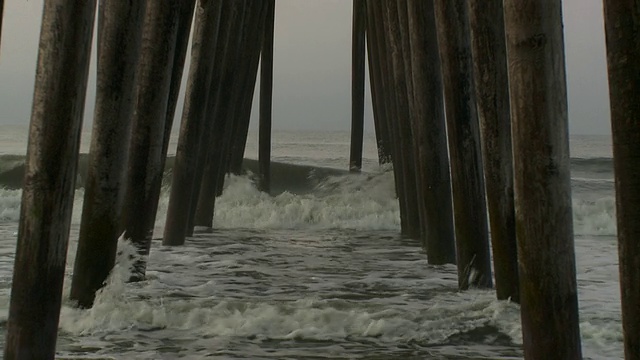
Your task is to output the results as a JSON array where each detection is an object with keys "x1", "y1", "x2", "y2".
[
  {"x1": 368, "y1": 1, "x2": 409, "y2": 234},
  {"x1": 433, "y1": 0, "x2": 492, "y2": 289},
  {"x1": 70, "y1": 0, "x2": 146, "y2": 308},
  {"x1": 225, "y1": 2, "x2": 270, "y2": 176},
  {"x1": 187, "y1": 0, "x2": 247, "y2": 236},
  {"x1": 405, "y1": 0, "x2": 456, "y2": 265},
  {"x1": 3, "y1": 0, "x2": 96, "y2": 358},
  {"x1": 602, "y1": 1, "x2": 640, "y2": 358},
  {"x1": 258, "y1": 0, "x2": 275, "y2": 193},
  {"x1": 350, "y1": 0, "x2": 366, "y2": 172},
  {"x1": 163, "y1": 0, "x2": 223, "y2": 246},
  {"x1": 365, "y1": 0, "x2": 392, "y2": 165},
  {"x1": 468, "y1": 0, "x2": 519, "y2": 302},
  {"x1": 364, "y1": 11, "x2": 390, "y2": 164},
  {"x1": 192, "y1": 2, "x2": 247, "y2": 229},
  {"x1": 121, "y1": 1, "x2": 182, "y2": 281},
  {"x1": 503, "y1": 0, "x2": 583, "y2": 357},
  {"x1": 381, "y1": 0, "x2": 422, "y2": 239}
]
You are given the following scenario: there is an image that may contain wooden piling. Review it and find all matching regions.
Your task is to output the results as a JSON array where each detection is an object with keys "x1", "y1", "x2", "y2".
[
  {"x1": 130, "y1": 0, "x2": 196, "y2": 250},
  {"x1": 192, "y1": 2, "x2": 247, "y2": 229},
  {"x1": 0, "y1": 0, "x2": 4, "y2": 53},
  {"x1": 226, "y1": 2, "x2": 270, "y2": 176},
  {"x1": 163, "y1": 0, "x2": 223, "y2": 246},
  {"x1": 121, "y1": 1, "x2": 182, "y2": 281},
  {"x1": 186, "y1": 2, "x2": 247, "y2": 236},
  {"x1": 602, "y1": 1, "x2": 640, "y2": 357},
  {"x1": 503, "y1": 0, "x2": 582, "y2": 357},
  {"x1": 258, "y1": 0, "x2": 275, "y2": 193},
  {"x1": 70, "y1": 0, "x2": 146, "y2": 308},
  {"x1": 349, "y1": 0, "x2": 366, "y2": 172},
  {"x1": 364, "y1": 1, "x2": 391, "y2": 165},
  {"x1": 405, "y1": 0, "x2": 456, "y2": 265},
  {"x1": 433, "y1": 0, "x2": 492, "y2": 289},
  {"x1": 368, "y1": 1, "x2": 409, "y2": 234},
  {"x1": 3, "y1": 0, "x2": 96, "y2": 357},
  {"x1": 381, "y1": 0, "x2": 421, "y2": 239},
  {"x1": 468, "y1": 0, "x2": 519, "y2": 302}
]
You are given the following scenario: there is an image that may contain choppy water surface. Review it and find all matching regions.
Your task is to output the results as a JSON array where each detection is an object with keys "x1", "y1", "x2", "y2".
[{"x1": 0, "y1": 131, "x2": 624, "y2": 359}]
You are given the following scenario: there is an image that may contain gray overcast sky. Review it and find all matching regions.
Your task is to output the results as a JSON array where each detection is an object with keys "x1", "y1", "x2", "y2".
[{"x1": 0, "y1": 0, "x2": 611, "y2": 134}]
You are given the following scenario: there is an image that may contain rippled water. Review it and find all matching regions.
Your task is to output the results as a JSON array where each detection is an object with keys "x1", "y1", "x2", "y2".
[{"x1": 0, "y1": 130, "x2": 624, "y2": 359}]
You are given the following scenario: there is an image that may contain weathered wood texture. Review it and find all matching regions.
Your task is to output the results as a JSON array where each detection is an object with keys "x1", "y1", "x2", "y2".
[
  {"x1": 405, "y1": 0, "x2": 456, "y2": 265},
  {"x1": 121, "y1": 1, "x2": 183, "y2": 281},
  {"x1": 226, "y1": 2, "x2": 270, "y2": 176},
  {"x1": 433, "y1": 0, "x2": 492, "y2": 289},
  {"x1": 188, "y1": 1, "x2": 250, "y2": 235},
  {"x1": 602, "y1": 1, "x2": 640, "y2": 358},
  {"x1": 349, "y1": 0, "x2": 366, "y2": 172},
  {"x1": 381, "y1": 0, "x2": 421, "y2": 239},
  {"x1": 259, "y1": 0, "x2": 276, "y2": 193},
  {"x1": 192, "y1": 1, "x2": 247, "y2": 229},
  {"x1": 504, "y1": 0, "x2": 583, "y2": 358},
  {"x1": 468, "y1": 0, "x2": 519, "y2": 302},
  {"x1": 163, "y1": 0, "x2": 223, "y2": 246},
  {"x1": 3, "y1": 0, "x2": 96, "y2": 358},
  {"x1": 367, "y1": 1, "x2": 409, "y2": 234},
  {"x1": 364, "y1": 0, "x2": 391, "y2": 165},
  {"x1": 70, "y1": 0, "x2": 146, "y2": 308},
  {"x1": 149, "y1": 0, "x2": 197, "y2": 220}
]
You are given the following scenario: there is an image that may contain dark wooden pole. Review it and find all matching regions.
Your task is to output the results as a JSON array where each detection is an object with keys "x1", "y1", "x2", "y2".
[
  {"x1": 364, "y1": 2, "x2": 391, "y2": 165},
  {"x1": 381, "y1": 0, "x2": 421, "y2": 239},
  {"x1": 225, "y1": 2, "x2": 270, "y2": 176},
  {"x1": 369, "y1": 1, "x2": 409, "y2": 234},
  {"x1": 349, "y1": 0, "x2": 366, "y2": 172},
  {"x1": 3, "y1": 0, "x2": 96, "y2": 357},
  {"x1": 602, "y1": 1, "x2": 640, "y2": 358},
  {"x1": 186, "y1": 2, "x2": 247, "y2": 235},
  {"x1": 0, "y1": 0, "x2": 4, "y2": 54},
  {"x1": 406, "y1": 0, "x2": 456, "y2": 265},
  {"x1": 121, "y1": 1, "x2": 182, "y2": 281},
  {"x1": 468, "y1": 0, "x2": 519, "y2": 302},
  {"x1": 433, "y1": 0, "x2": 492, "y2": 289},
  {"x1": 163, "y1": 0, "x2": 223, "y2": 246},
  {"x1": 258, "y1": 0, "x2": 275, "y2": 193},
  {"x1": 192, "y1": 2, "x2": 246, "y2": 229},
  {"x1": 504, "y1": 0, "x2": 582, "y2": 357},
  {"x1": 70, "y1": 0, "x2": 146, "y2": 309}
]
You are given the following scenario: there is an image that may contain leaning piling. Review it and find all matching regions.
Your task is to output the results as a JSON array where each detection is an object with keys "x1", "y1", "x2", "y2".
[
  {"x1": 602, "y1": 0, "x2": 640, "y2": 357},
  {"x1": 70, "y1": 0, "x2": 146, "y2": 308},
  {"x1": 258, "y1": 0, "x2": 276, "y2": 193},
  {"x1": 433, "y1": 0, "x2": 492, "y2": 289},
  {"x1": 468, "y1": 0, "x2": 519, "y2": 302},
  {"x1": 4, "y1": 0, "x2": 96, "y2": 358},
  {"x1": 405, "y1": 0, "x2": 456, "y2": 265},
  {"x1": 349, "y1": 0, "x2": 366, "y2": 172},
  {"x1": 504, "y1": 0, "x2": 583, "y2": 357},
  {"x1": 163, "y1": 0, "x2": 223, "y2": 246},
  {"x1": 121, "y1": 1, "x2": 183, "y2": 281}
]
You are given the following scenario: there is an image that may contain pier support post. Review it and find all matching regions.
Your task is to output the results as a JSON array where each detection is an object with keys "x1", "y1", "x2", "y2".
[
  {"x1": 602, "y1": 0, "x2": 640, "y2": 357},
  {"x1": 365, "y1": 1, "x2": 391, "y2": 166},
  {"x1": 121, "y1": 1, "x2": 182, "y2": 281},
  {"x1": 406, "y1": 0, "x2": 456, "y2": 264},
  {"x1": 4, "y1": 0, "x2": 96, "y2": 357},
  {"x1": 70, "y1": 0, "x2": 146, "y2": 308},
  {"x1": 433, "y1": 0, "x2": 492, "y2": 289},
  {"x1": 163, "y1": 0, "x2": 223, "y2": 246},
  {"x1": 258, "y1": 0, "x2": 275, "y2": 193},
  {"x1": 468, "y1": 0, "x2": 519, "y2": 302},
  {"x1": 350, "y1": 0, "x2": 366, "y2": 172},
  {"x1": 381, "y1": 0, "x2": 421, "y2": 239},
  {"x1": 504, "y1": 0, "x2": 583, "y2": 357}
]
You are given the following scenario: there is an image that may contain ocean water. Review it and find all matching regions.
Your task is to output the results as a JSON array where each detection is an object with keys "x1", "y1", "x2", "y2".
[{"x1": 0, "y1": 126, "x2": 622, "y2": 359}]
